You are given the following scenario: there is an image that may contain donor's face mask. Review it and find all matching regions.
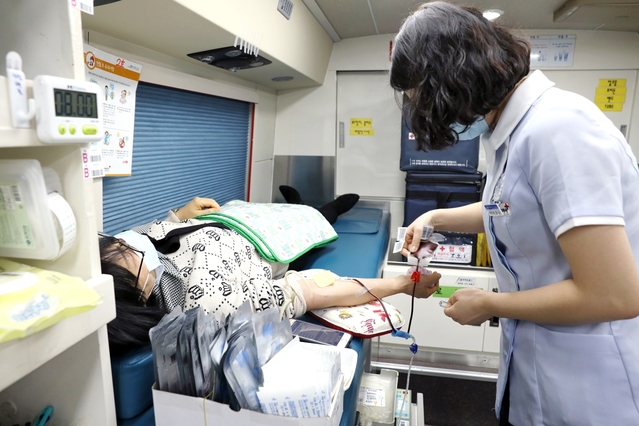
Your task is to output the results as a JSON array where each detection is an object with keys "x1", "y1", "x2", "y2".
[
  {"x1": 114, "y1": 230, "x2": 164, "y2": 288},
  {"x1": 451, "y1": 117, "x2": 490, "y2": 141}
]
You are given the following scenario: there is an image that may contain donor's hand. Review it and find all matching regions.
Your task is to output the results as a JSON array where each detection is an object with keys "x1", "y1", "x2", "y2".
[
  {"x1": 176, "y1": 197, "x2": 221, "y2": 221},
  {"x1": 399, "y1": 271, "x2": 441, "y2": 299}
]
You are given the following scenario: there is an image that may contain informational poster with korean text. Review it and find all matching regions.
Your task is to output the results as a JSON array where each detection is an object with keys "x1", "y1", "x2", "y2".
[
  {"x1": 528, "y1": 34, "x2": 576, "y2": 68},
  {"x1": 83, "y1": 44, "x2": 142, "y2": 176}
]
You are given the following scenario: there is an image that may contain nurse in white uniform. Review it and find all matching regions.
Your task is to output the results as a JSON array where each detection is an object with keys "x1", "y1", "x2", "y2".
[{"x1": 390, "y1": 2, "x2": 639, "y2": 425}]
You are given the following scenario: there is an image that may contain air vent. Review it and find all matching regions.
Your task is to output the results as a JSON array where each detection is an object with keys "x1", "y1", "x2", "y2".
[
  {"x1": 187, "y1": 47, "x2": 272, "y2": 72},
  {"x1": 554, "y1": 0, "x2": 639, "y2": 31},
  {"x1": 277, "y1": 0, "x2": 294, "y2": 19}
]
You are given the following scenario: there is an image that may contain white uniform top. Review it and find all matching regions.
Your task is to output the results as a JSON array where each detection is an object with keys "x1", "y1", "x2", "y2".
[{"x1": 482, "y1": 70, "x2": 639, "y2": 425}]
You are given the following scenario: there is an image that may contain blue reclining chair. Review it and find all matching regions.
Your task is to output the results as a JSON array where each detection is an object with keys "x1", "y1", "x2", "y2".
[{"x1": 109, "y1": 203, "x2": 391, "y2": 426}]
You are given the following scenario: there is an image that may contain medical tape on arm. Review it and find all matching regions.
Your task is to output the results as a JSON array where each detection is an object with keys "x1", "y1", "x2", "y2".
[{"x1": 279, "y1": 270, "x2": 313, "y2": 320}]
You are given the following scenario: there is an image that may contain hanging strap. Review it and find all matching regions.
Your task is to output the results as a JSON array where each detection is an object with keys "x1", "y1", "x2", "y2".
[{"x1": 144, "y1": 222, "x2": 228, "y2": 254}]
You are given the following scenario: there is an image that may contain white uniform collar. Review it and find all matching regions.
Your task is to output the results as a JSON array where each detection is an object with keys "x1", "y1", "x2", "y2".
[{"x1": 483, "y1": 70, "x2": 556, "y2": 152}]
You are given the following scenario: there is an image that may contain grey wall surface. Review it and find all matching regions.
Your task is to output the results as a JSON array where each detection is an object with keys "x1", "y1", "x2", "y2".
[{"x1": 272, "y1": 155, "x2": 335, "y2": 207}]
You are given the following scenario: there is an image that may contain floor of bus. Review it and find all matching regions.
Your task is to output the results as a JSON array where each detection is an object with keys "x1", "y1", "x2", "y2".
[
  {"x1": 397, "y1": 373, "x2": 499, "y2": 426},
  {"x1": 370, "y1": 344, "x2": 500, "y2": 425},
  {"x1": 396, "y1": 372, "x2": 500, "y2": 426}
]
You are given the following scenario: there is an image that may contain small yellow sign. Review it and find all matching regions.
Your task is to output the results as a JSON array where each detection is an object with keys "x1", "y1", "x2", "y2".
[
  {"x1": 595, "y1": 78, "x2": 627, "y2": 112},
  {"x1": 598, "y1": 78, "x2": 626, "y2": 87},
  {"x1": 350, "y1": 118, "x2": 373, "y2": 128},
  {"x1": 596, "y1": 103, "x2": 623, "y2": 112},
  {"x1": 350, "y1": 128, "x2": 375, "y2": 136},
  {"x1": 595, "y1": 94, "x2": 626, "y2": 104},
  {"x1": 595, "y1": 86, "x2": 627, "y2": 96}
]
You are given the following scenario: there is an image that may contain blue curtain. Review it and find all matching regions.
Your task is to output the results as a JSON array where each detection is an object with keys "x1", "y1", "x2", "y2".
[{"x1": 103, "y1": 81, "x2": 250, "y2": 234}]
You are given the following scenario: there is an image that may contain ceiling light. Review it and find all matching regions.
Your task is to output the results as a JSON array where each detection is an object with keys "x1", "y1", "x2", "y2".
[{"x1": 483, "y1": 9, "x2": 504, "y2": 21}]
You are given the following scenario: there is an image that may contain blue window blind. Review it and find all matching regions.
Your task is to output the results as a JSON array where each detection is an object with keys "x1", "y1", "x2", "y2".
[{"x1": 103, "y1": 82, "x2": 251, "y2": 234}]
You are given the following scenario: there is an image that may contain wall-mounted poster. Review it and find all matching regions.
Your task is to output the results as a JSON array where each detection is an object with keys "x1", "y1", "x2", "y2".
[{"x1": 83, "y1": 44, "x2": 142, "y2": 176}]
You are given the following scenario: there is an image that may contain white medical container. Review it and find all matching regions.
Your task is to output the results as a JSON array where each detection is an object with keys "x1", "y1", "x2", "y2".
[
  {"x1": 356, "y1": 369, "x2": 399, "y2": 425},
  {"x1": 0, "y1": 159, "x2": 60, "y2": 259}
]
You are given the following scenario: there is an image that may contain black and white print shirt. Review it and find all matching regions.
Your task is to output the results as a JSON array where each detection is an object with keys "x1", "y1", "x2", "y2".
[{"x1": 135, "y1": 217, "x2": 296, "y2": 324}]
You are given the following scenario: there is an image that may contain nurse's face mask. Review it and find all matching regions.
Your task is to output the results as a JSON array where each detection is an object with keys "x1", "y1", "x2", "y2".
[
  {"x1": 451, "y1": 117, "x2": 490, "y2": 141},
  {"x1": 114, "y1": 231, "x2": 164, "y2": 292}
]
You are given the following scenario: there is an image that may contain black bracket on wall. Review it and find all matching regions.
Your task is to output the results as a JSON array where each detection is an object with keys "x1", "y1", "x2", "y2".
[{"x1": 187, "y1": 46, "x2": 272, "y2": 72}]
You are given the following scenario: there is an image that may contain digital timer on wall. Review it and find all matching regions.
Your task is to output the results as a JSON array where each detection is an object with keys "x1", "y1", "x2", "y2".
[{"x1": 32, "y1": 75, "x2": 103, "y2": 144}]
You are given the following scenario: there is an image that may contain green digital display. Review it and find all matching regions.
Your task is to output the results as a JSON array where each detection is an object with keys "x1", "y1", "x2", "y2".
[{"x1": 53, "y1": 89, "x2": 98, "y2": 118}]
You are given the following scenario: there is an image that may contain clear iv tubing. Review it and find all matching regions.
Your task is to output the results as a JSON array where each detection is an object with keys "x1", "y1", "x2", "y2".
[
  {"x1": 359, "y1": 334, "x2": 416, "y2": 426},
  {"x1": 395, "y1": 281, "x2": 419, "y2": 425},
  {"x1": 341, "y1": 277, "x2": 383, "y2": 297},
  {"x1": 397, "y1": 341, "x2": 416, "y2": 425}
]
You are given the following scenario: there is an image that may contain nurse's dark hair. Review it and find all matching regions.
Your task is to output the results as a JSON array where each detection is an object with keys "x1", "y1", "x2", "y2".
[
  {"x1": 390, "y1": 1, "x2": 530, "y2": 150},
  {"x1": 99, "y1": 236, "x2": 165, "y2": 356}
]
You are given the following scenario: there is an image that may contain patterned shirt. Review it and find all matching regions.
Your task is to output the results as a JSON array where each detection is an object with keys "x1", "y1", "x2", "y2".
[{"x1": 134, "y1": 217, "x2": 297, "y2": 325}]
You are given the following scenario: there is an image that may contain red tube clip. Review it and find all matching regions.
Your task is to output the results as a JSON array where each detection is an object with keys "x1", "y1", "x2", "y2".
[{"x1": 410, "y1": 270, "x2": 420, "y2": 283}]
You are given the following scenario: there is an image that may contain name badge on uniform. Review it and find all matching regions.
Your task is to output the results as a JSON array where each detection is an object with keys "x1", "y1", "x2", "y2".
[
  {"x1": 484, "y1": 204, "x2": 504, "y2": 216},
  {"x1": 484, "y1": 202, "x2": 511, "y2": 217}
]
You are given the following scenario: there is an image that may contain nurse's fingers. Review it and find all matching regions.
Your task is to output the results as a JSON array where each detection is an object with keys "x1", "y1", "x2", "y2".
[
  {"x1": 401, "y1": 224, "x2": 423, "y2": 256},
  {"x1": 446, "y1": 291, "x2": 458, "y2": 306},
  {"x1": 443, "y1": 289, "x2": 492, "y2": 325},
  {"x1": 402, "y1": 212, "x2": 436, "y2": 255}
]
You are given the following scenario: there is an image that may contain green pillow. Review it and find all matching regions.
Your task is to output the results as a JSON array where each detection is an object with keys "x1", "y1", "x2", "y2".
[{"x1": 197, "y1": 200, "x2": 338, "y2": 263}]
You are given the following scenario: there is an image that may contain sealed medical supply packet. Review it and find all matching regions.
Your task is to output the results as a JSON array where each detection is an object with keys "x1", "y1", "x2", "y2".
[{"x1": 0, "y1": 258, "x2": 101, "y2": 344}]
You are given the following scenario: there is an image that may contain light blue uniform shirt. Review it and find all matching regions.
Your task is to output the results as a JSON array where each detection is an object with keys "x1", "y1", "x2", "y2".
[{"x1": 482, "y1": 70, "x2": 639, "y2": 425}]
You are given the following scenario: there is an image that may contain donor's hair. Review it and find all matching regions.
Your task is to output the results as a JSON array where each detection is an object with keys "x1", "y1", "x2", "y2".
[
  {"x1": 99, "y1": 236, "x2": 166, "y2": 355},
  {"x1": 390, "y1": 1, "x2": 530, "y2": 150}
]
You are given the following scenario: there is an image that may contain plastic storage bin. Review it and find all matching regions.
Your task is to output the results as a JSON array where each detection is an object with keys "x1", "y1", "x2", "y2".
[
  {"x1": 356, "y1": 369, "x2": 399, "y2": 425},
  {"x1": 0, "y1": 159, "x2": 61, "y2": 260}
]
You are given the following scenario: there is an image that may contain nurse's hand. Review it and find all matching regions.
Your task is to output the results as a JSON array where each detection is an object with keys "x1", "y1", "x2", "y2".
[
  {"x1": 175, "y1": 197, "x2": 221, "y2": 221},
  {"x1": 401, "y1": 211, "x2": 435, "y2": 257},
  {"x1": 443, "y1": 287, "x2": 493, "y2": 325}
]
